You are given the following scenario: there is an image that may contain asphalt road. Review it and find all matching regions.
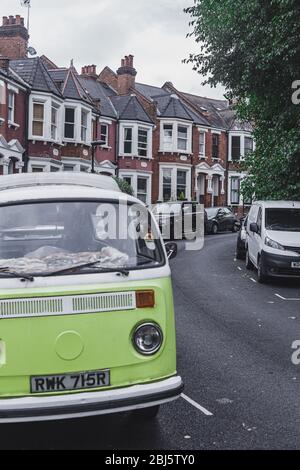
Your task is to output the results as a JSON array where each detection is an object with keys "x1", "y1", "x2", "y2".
[{"x1": 1, "y1": 233, "x2": 300, "y2": 450}]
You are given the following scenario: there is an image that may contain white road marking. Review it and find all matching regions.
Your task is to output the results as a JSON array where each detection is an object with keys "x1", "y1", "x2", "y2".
[
  {"x1": 275, "y1": 294, "x2": 300, "y2": 302},
  {"x1": 250, "y1": 278, "x2": 257, "y2": 283},
  {"x1": 181, "y1": 393, "x2": 213, "y2": 416},
  {"x1": 237, "y1": 267, "x2": 242, "y2": 271}
]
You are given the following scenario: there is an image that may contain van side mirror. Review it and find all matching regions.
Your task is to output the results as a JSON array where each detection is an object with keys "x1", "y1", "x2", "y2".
[
  {"x1": 165, "y1": 242, "x2": 178, "y2": 260},
  {"x1": 250, "y1": 223, "x2": 259, "y2": 233}
]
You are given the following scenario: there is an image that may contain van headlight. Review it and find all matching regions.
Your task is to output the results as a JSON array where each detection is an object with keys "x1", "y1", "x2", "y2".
[
  {"x1": 265, "y1": 237, "x2": 285, "y2": 251},
  {"x1": 133, "y1": 323, "x2": 163, "y2": 355}
]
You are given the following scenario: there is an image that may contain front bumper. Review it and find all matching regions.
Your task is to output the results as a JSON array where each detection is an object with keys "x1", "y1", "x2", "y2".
[
  {"x1": 261, "y1": 251, "x2": 300, "y2": 278},
  {"x1": 0, "y1": 376, "x2": 183, "y2": 424}
]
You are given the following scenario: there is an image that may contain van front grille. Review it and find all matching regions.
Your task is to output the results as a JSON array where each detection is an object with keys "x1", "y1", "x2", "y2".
[{"x1": 0, "y1": 292, "x2": 136, "y2": 319}]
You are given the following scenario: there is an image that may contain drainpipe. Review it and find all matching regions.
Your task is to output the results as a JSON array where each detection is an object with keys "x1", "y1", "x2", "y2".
[
  {"x1": 115, "y1": 121, "x2": 119, "y2": 177},
  {"x1": 23, "y1": 88, "x2": 30, "y2": 173}
]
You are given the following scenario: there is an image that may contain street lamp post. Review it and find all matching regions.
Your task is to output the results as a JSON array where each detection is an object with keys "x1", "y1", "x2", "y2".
[{"x1": 91, "y1": 140, "x2": 106, "y2": 174}]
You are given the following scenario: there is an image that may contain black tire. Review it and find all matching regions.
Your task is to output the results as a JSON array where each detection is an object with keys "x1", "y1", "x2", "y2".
[
  {"x1": 133, "y1": 405, "x2": 160, "y2": 421},
  {"x1": 211, "y1": 223, "x2": 218, "y2": 235},
  {"x1": 236, "y1": 249, "x2": 245, "y2": 260},
  {"x1": 245, "y1": 249, "x2": 254, "y2": 270},
  {"x1": 257, "y1": 256, "x2": 268, "y2": 284}
]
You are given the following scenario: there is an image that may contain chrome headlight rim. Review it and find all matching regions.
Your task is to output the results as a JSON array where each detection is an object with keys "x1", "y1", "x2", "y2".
[{"x1": 132, "y1": 322, "x2": 163, "y2": 356}]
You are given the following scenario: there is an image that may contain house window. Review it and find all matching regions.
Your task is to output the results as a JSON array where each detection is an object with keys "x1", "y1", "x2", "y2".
[
  {"x1": 64, "y1": 108, "x2": 75, "y2": 139},
  {"x1": 100, "y1": 124, "x2": 108, "y2": 146},
  {"x1": 81, "y1": 109, "x2": 88, "y2": 142},
  {"x1": 137, "y1": 177, "x2": 148, "y2": 203},
  {"x1": 163, "y1": 124, "x2": 173, "y2": 152},
  {"x1": 232, "y1": 136, "x2": 241, "y2": 161},
  {"x1": 51, "y1": 103, "x2": 59, "y2": 140},
  {"x1": 8, "y1": 91, "x2": 15, "y2": 123},
  {"x1": 212, "y1": 134, "x2": 219, "y2": 159},
  {"x1": 177, "y1": 170, "x2": 187, "y2": 199},
  {"x1": 138, "y1": 128, "x2": 148, "y2": 157},
  {"x1": 178, "y1": 126, "x2": 188, "y2": 151},
  {"x1": 31, "y1": 167, "x2": 44, "y2": 172},
  {"x1": 231, "y1": 177, "x2": 240, "y2": 204},
  {"x1": 123, "y1": 176, "x2": 132, "y2": 187},
  {"x1": 123, "y1": 128, "x2": 133, "y2": 154},
  {"x1": 244, "y1": 137, "x2": 254, "y2": 156},
  {"x1": 163, "y1": 168, "x2": 172, "y2": 201},
  {"x1": 32, "y1": 103, "x2": 44, "y2": 137},
  {"x1": 50, "y1": 166, "x2": 60, "y2": 172},
  {"x1": 199, "y1": 132, "x2": 205, "y2": 157}
]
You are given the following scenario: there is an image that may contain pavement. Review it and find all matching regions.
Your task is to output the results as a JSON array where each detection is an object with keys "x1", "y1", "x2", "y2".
[{"x1": 1, "y1": 233, "x2": 300, "y2": 450}]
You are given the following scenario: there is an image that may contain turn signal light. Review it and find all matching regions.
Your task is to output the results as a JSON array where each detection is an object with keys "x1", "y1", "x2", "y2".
[{"x1": 136, "y1": 290, "x2": 155, "y2": 308}]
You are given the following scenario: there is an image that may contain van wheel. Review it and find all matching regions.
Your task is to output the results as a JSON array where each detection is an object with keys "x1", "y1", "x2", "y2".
[
  {"x1": 245, "y1": 249, "x2": 254, "y2": 270},
  {"x1": 211, "y1": 223, "x2": 218, "y2": 235},
  {"x1": 257, "y1": 257, "x2": 268, "y2": 284},
  {"x1": 133, "y1": 405, "x2": 160, "y2": 421}
]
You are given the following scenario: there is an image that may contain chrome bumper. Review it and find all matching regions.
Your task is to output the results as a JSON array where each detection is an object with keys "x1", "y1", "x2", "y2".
[{"x1": 0, "y1": 376, "x2": 183, "y2": 423}]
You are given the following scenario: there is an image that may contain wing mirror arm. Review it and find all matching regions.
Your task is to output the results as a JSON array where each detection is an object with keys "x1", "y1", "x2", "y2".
[{"x1": 165, "y1": 242, "x2": 178, "y2": 260}]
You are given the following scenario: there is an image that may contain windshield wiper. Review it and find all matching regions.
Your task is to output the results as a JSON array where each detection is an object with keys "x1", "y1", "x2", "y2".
[
  {"x1": 0, "y1": 268, "x2": 34, "y2": 282},
  {"x1": 40, "y1": 261, "x2": 130, "y2": 277}
]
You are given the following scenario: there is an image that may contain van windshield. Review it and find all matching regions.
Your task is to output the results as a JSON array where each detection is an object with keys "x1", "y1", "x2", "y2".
[
  {"x1": 0, "y1": 200, "x2": 164, "y2": 277},
  {"x1": 265, "y1": 208, "x2": 300, "y2": 232}
]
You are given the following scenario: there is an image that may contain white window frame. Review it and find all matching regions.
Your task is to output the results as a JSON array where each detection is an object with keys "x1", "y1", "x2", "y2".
[
  {"x1": 81, "y1": 108, "x2": 89, "y2": 143},
  {"x1": 119, "y1": 122, "x2": 153, "y2": 159},
  {"x1": 137, "y1": 127, "x2": 149, "y2": 158},
  {"x1": 119, "y1": 170, "x2": 152, "y2": 205},
  {"x1": 8, "y1": 91, "x2": 15, "y2": 124},
  {"x1": 229, "y1": 132, "x2": 255, "y2": 161},
  {"x1": 199, "y1": 131, "x2": 206, "y2": 158},
  {"x1": 32, "y1": 101, "x2": 45, "y2": 138},
  {"x1": 29, "y1": 93, "x2": 63, "y2": 143},
  {"x1": 159, "y1": 120, "x2": 192, "y2": 154},
  {"x1": 159, "y1": 164, "x2": 192, "y2": 202},
  {"x1": 100, "y1": 123, "x2": 109, "y2": 146},
  {"x1": 51, "y1": 102, "x2": 59, "y2": 141}
]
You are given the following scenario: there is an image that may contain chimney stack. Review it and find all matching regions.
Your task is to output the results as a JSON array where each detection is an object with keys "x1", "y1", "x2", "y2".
[
  {"x1": 116, "y1": 54, "x2": 137, "y2": 95},
  {"x1": 81, "y1": 64, "x2": 97, "y2": 77},
  {"x1": 0, "y1": 56, "x2": 9, "y2": 72},
  {"x1": 0, "y1": 15, "x2": 29, "y2": 59}
]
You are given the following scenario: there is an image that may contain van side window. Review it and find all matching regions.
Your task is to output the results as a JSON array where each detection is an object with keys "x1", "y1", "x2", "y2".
[{"x1": 256, "y1": 207, "x2": 262, "y2": 235}]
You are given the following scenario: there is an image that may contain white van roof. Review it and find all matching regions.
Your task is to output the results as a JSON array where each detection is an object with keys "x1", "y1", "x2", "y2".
[
  {"x1": 253, "y1": 201, "x2": 300, "y2": 209},
  {"x1": 0, "y1": 173, "x2": 121, "y2": 193}
]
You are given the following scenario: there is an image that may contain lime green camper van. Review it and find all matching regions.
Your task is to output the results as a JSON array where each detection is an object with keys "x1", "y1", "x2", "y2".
[{"x1": 0, "y1": 173, "x2": 182, "y2": 423}]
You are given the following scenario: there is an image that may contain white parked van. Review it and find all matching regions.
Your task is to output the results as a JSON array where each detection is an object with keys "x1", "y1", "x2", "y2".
[{"x1": 246, "y1": 201, "x2": 300, "y2": 283}]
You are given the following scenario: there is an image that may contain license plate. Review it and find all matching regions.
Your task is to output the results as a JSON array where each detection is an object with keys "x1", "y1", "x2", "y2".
[
  {"x1": 291, "y1": 262, "x2": 300, "y2": 268},
  {"x1": 30, "y1": 369, "x2": 110, "y2": 394}
]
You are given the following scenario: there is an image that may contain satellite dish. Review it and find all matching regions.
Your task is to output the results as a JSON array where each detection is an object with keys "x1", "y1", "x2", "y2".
[{"x1": 27, "y1": 46, "x2": 37, "y2": 56}]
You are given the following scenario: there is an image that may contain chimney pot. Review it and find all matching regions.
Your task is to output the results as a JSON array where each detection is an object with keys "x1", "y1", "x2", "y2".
[
  {"x1": 2, "y1": 17, "x2": 8, "y2": 26},
  {"x1": 15, "y1": 15, "x2": 21, "y2": 25}
]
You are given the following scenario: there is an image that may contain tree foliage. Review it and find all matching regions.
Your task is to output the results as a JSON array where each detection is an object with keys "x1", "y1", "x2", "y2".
[
  {"x1": 185, "y1": 0, "x2": 300, "y2": 200},
  {"x1": 113, "y1": 177, "x2": 134, "y2": 196}
]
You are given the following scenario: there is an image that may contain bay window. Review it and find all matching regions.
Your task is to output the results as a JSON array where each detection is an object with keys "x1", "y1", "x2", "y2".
[
  {"x1": 124, "y1": 127, "x2": 133, "y2": 154},
  {"x1": 163, "y1": 124, "x2": 173, "y2": 152},
  {"x1": 162, "y1": 169, "x2": 172, "y2": 201},
  {"x1": 232, "y1": 136, "x2": 241, "y2": 161},
  {"x1": 81, "y1": 109, "x2": 88, "y2": 142},
  {"x1": 178, "y1": 126, "x2": 188, "y2": 151},
  {"x1": 32, "y1": 102, "x2": 45, "y2": 137},
  {"x1": 231, "y1": 177, "x2": 240, "y2": 204},
  {"x1": 244, "y1": 137, "x2": 254, "y2": 155},
  {"x1": 138, "y1": 128, "x2": 148, "y2": 157},
  {"x1": 51, "y1": 102, "x2": 59, "y2": 140},
  {"x1": 177, "y1": 170, "x2": 187, "y2": 199},
  {"x1": 64, "y1": 107, "x2": 75, "y2": 139},
  {"x1": 137, "y1": 177, "x2": 148, "y2": 203}
]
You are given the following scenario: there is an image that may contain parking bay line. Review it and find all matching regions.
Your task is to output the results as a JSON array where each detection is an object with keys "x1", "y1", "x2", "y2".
[
  {"x1": 275, "y1": 294, "x2": 300, "y2": 302},
  {"x1": 181, "y1": 393, "x2": 213, "y2": 416}
]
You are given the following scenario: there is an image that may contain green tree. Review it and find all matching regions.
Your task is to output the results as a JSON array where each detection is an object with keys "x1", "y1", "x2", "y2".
[
  {"x1": 185, "y1": 0, "x2": 300, "y2": 200},
  {"x1": 113, "y1": 177, "x2": 134, "y2": 196}
]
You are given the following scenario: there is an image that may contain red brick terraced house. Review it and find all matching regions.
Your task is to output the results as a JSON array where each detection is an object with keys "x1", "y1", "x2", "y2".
[{"x1": 0, "y1": 14, "x2": 253, "y2": 214}]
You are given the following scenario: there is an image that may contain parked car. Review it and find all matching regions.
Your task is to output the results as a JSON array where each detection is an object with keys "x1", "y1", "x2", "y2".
[
  {"x1": 236, "y1": 217, "x2": 248, "y2": 259},
  {"x1": 205, "y1": 207, "x2": 240, "y2": 235},
  {"x1": 0, "y1": 173, "x2": 183, "y2": 423},
  {"x1": 246, "y1": 201, "x2": 300, "y2": 283},
  {"x1": 152, "y1": 201, "x2": 203, "y2": 240}
]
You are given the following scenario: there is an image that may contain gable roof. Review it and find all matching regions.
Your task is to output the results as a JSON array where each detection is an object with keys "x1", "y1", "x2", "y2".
[
  {"x1": 78, "y1": 77, "x2": 117, "y2": 119},
  {"x1": 110, "y1": 94, "x2": 154, "y2": 124},
  {"x1": 10, "y1": 57, "x2": 62, "y2": 97},
  {"x1": 135, "y1": 83, "x2": 169, "y2": 100}
]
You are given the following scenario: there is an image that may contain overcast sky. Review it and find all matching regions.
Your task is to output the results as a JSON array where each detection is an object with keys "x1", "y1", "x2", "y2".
[{"x1": 2, "y1": 0, "x2": 226, "y2": 99}]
